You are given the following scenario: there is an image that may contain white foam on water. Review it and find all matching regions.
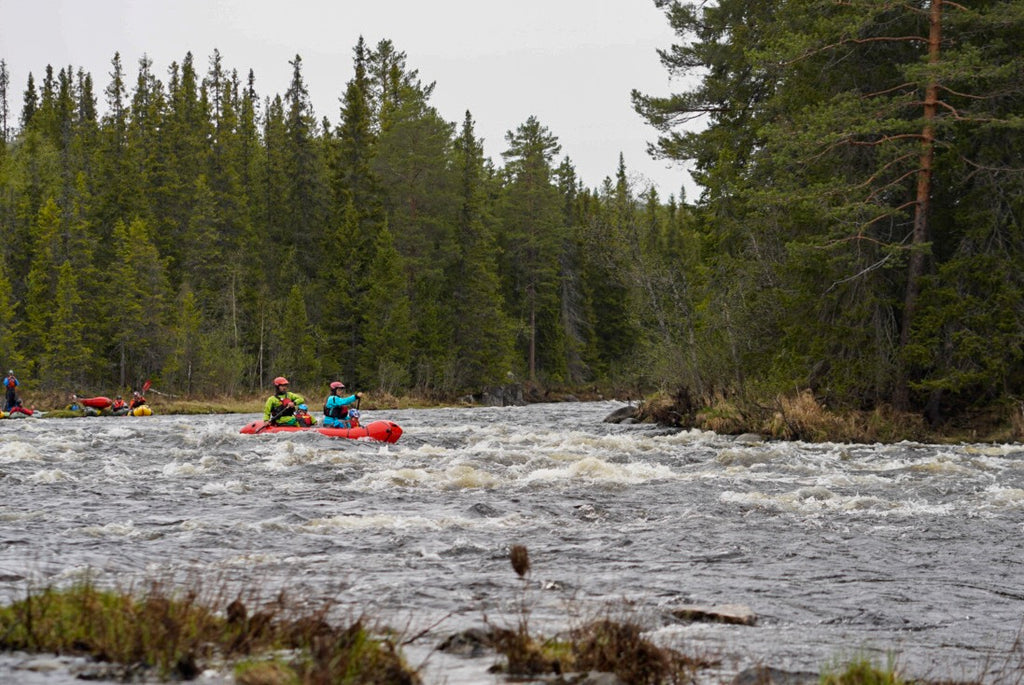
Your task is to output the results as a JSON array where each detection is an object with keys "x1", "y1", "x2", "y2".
[
  {"x1": 180, "y1": 519, "x2": 214, "y2": 531},
  {"x1": 715, "y1": 448, "x2": 778, "y2": 467},
  {"x1": 79, "y1": 521, "x2": 140, "y2": 538},
  {"x1": 905, "y1": 456, "x2": 979, "y2": 476},
  {"x1": 962, "y1": 443, "x2": 1024, "y2": 457},
  {"x1": 979, "y1": 485, "x2": 1024, "y2": 509},
  {"x1": 355, "y1": 460, "x2": 510, "y2": 490},
  {"x1": 719, "y1": 488, "x2": 957, "y2": 517},
  {"x1": 0, "y1": 441, "x2": 44, "y2": 463},
  {"x1": 304, "y1": 513, "x2": 463, "y2": 533},
  {"x1": 438, "y1": 463, "x2": 502, "y2": 489},
  {"x1": 101, "y1": 459, "x2": 134, "y2": 478},
  {"x1": 0, "y1": 509, "x2": 44, "y2": 522},
  {"x1": 162, "y1": 460, "x2": 208, "y2": 477},
  {"x1": 95, "y1": 425, "x2": 136, "y2": 440},
  {"x1": 218, "y1": 552, "x2": 286, "y2": 566},
  {"x1": 199, "y1": 479, "x2": 248, "y2": 495},
  {"x1": 27, "y1": 468, "x2": 76, "y2": 483},
  {"x1": 360, "y1": 466, "x2": 431, "y2": 488},
  {"x1": 522, "y1": 455, "x2": 677, "y2": 486},
  {"x1": 262, "y1": 441, "x2": 321, "y2": 469}
]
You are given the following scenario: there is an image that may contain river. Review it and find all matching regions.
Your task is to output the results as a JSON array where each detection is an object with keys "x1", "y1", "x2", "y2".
[{"x1": 0, "y1": 401, "x2": 1021, "y2": 683}]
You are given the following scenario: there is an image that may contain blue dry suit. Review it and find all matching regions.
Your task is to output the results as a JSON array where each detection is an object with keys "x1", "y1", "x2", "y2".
[
  {"x1": 323, "y1": 393, "x2": 359, "y2": 428},
  {"x1": 3, "y1": 375, "x2": 18, "y2": 412}
]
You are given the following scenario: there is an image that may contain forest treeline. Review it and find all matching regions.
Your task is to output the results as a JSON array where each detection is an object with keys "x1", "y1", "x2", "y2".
[
  {"x1": 2, "y1": 0, "x2": 1023, "y2": 425},
  {"x1": 0, "y1": 37, "x2": 688, "y2": 400}
]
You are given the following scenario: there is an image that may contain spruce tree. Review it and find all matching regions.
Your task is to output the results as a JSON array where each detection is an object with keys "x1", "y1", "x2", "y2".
[
  {"x1": 275, "y1": 284, "x2": 319, "y2": 385},
  {"x1": 0, "y1": 59, "x2": 10, "y2": 143},
  {"x1": 111, "y1": 217, "x2": 170, "y2": 388},
  {"x1": 20, "y1": 72, "x2": 38, "y2": 130},
  {"x1": 23, "y1": 198, "x2": 62, "y2": 365},
  {"x1": 498, "y1": 116, "x2": 567, "y2": 382},
  {"x1": 451, "y1": 111, "x2": 514, "y2": 390},
  {"x1": 41, "y1": 261, "x2": 92, "y2": 389},
  {"x1": 164, "y1": 283, "x2": 202, "y2": 393},
  {"x1": 282, "y1": 54, "x2": 328, "y2": 280},
  {"x1": 358, "y1": 224, "x2": 412, "y2": 392},
  {"x1": 94, "y1": 52, "x2": 133, "y2": 238},
  {"x1": 327, "y1": 38, "x2": 387, "y2": 371},
  {"x1": 369, "y1": 40, "x2": 458, "y2": 389}
]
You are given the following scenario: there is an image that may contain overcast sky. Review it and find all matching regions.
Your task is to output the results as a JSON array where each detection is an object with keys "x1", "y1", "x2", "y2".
[{"x1": 0, "y1": 0, "x2": 698, "y2": 201}]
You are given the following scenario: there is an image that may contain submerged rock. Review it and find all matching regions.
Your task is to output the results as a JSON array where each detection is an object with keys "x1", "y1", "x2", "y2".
[
  {"x1": 731, "y1": 665, "x2": 818, "y2": 684},
  {"x1": 670, "y1": 603, "x2": 758, "y2": 626},
  {"x1": 733, "y1": 433, "x2": 765, "y2": 444},
  {"x1": 438, "y1": 628, "x2": 491, "y2": 657}
]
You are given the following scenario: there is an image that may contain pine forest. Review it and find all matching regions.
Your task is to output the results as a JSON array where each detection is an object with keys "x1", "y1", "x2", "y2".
[{"x1": 1, "y1": 0, "x2": 1023, "y2": 426}]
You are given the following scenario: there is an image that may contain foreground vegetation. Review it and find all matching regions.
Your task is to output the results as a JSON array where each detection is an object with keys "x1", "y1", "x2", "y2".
[
  {"x1": 5, "y1": 547, "x2": 1015, "y2": 684},
  {"x1": 0, "y1": 578, "x2": 419, "y2": 683}
]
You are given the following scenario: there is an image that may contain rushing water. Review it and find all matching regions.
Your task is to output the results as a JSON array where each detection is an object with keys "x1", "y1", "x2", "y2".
[{"x1": 0, "y1": 401, "x2": 1022, "y2": 683}]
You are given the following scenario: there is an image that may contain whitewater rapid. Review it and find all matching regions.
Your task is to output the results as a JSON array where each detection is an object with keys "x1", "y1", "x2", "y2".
[{"x1": 0, "y1": 402, "x2": 1021, "y2": 683}]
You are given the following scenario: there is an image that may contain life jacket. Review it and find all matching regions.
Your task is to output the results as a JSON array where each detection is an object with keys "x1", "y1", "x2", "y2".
[
  {"x1": 323, "y1": 400, "x2": 349, "y2": 420},
  {"x1": 274, "y1": 395, "x2": 296, "y2": 416},
  {"x1": 294, "y1": 405, "x2": 314, "y2": 427}
]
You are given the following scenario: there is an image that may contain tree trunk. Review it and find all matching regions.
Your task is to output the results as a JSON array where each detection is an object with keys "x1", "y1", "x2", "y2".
[
  {"x1": 528, "y1": 284, "x2": 537, "y2": 382},
  {"x1": 894, "y1": 0, "x2": 942, "y2": 410}
]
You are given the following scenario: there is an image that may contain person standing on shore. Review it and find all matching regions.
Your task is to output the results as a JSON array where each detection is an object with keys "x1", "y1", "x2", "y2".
[{"x1": 3, "y1": 370, "x2": 19, "y2": 412}]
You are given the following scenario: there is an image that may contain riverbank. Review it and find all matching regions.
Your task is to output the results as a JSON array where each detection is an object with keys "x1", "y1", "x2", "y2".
[
  {"x1": 18, "y1": 385, "x2": 1024, "y2": 444},
  {"x1": 625, "y1": 388, "x2": 1024, "y2": 444}
]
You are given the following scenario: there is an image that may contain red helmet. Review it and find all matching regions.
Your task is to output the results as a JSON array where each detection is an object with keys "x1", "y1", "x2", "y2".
[
  {"x1": 273, "y1": 376, "x2": 289, "y2": 386},
  {"x1": 330, "y1": 381, "x2": 345, "y2": 390}
]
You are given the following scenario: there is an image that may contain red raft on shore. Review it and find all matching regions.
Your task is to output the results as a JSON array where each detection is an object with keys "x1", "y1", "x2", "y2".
[{"x1": 239, "y1": 419, "x2": 402, "y2": 443}]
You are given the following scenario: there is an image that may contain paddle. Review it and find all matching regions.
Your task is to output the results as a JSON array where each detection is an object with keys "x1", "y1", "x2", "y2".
[
  {"x1": 351, "y1": 394, "x2": 362, "y2": 427},
  {"x1": 255, "y1": 401, "x2": 290, "y2": 434}
]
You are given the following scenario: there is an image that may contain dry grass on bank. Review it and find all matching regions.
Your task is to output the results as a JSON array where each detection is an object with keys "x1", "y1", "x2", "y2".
[
  {"x1": 640, "y1": 389, "x2": 1024, "y2": 444},
  {"x1": 23, "y1": 389, "x2": 441, "y2": 417}
]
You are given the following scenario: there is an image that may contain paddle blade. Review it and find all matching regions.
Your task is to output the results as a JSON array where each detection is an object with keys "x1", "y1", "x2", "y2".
[{"x1": 142, "y1": 379, "x2": 152, "y2": 393}]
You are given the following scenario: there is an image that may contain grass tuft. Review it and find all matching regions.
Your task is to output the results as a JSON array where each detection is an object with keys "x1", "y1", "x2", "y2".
[
  {"x1": 487, "y1": 544, "x2": 711, "y2": 683},
  {"x1": 0, "y1": 578, "x2": 420, "y2": 683},
  {"x1": 820, "y1": 655, "x2": 908, "y2": 684}
]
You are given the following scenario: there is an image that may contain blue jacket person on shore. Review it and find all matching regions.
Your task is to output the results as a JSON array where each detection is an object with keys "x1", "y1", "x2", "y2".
[{"x1": 3, "y1": 370, "x2": 19, "y2": 412}]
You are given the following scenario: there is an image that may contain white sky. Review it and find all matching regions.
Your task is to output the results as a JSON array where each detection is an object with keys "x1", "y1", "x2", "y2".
[{"x1": 0, "y1": 0, "x2": 699, "y2": 201}]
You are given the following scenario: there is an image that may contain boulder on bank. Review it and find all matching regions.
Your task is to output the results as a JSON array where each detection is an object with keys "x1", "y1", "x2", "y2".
[
  {"x1": 603, "y1": 405, "x2": 639, "y2": 424},
  {"x1": 459, "y1": 385, "x2": 526, "y2": 407}
]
